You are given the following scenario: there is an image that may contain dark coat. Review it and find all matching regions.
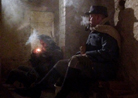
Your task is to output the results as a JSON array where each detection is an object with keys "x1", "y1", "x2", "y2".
[
  {"x1": 76, "y1": 30, "x2": 120, "y2": 80},
  {"x1": 86, "y1": 31, "x2": 119, "y2": 62},
  {"x1": 30, "y1": 45, "x2": 63, "y2": 81},
  {"x1": 6, "y1": 45, "x2": 63, "y2": 87}
]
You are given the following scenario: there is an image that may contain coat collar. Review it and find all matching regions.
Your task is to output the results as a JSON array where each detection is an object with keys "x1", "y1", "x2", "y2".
[{"x1": 90, "y1": 18, "x2": 121, "y2": 49}]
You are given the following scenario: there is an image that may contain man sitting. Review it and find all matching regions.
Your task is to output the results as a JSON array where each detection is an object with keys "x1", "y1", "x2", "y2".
[
  {"x1": 15, "y1": 5, "x2": 120, "y2": 98},
  {"x1": 5, "y1": 35, "x2": 63, "y2": 88}
]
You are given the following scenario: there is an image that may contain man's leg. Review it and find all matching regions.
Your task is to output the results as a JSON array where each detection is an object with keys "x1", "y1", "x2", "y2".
[
  {"x1": 6, "y1": 65, "x2": 36, "y2": 87},
  {"x1": 35, "y1": 68, "x2": 61, "y2": 90},
  {"x1": 55, "y1": 67, "x2": 81, "y2": 98},
  {"x1": 55, "y1": 55, "x2": 93, "y2": 98},
  {"x1": 14, "y1": 59, "x2": 69, "y2": 98},
  {"x1": 55, "y1": 56, "x2": 82, "y2": 98},
  {"x1": 18, "y1": 65, "x2": 33, "y2": 72},
  {"x1": 36, "y1": 59, "x2": 69, "y2": 89},
  {"x1": 6, "y1": 69, "x2": 29, "y2": 85},
  {"x1": 14, "y1": 68, "x2": 60, "y2": 98}
]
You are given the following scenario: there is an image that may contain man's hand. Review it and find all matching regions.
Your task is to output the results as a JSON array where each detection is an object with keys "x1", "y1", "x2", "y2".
[
  {"x1": 75, "y1": 53, "x2": 87, "y2": 57},
  {"x1": 80, "y1": 45, "x2": 86, "y2": 54},
  {"x1": 81, "y1": 53, "x2": 87, "y2": 57}
]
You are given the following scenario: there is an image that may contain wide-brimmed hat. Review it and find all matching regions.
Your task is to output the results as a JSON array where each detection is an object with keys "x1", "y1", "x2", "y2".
[{"x1": 85, "y1": 5, "x2": 108, "y2": 17}]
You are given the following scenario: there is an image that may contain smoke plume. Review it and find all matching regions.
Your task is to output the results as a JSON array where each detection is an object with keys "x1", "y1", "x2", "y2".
[
  {"x1": 2, "y1": 0, "x2": 24, "y2": 25},
  {"x1": 26, "y1": 29, "x2": 38, "y2": 45},
  {"x1": 80, "y1": 16, "x2": 89, "y2": 26},
  {"x1": 26, "y1": 30, "x2": 41, "y2": 51},
  {"x1": 65, "y1": 0, "x2": 84, "y2": 10}
]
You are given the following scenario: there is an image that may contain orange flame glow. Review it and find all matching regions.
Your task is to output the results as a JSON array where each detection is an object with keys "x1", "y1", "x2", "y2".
[{"x1": 35, "y1": 48, "x2": 41, "y2": 53}]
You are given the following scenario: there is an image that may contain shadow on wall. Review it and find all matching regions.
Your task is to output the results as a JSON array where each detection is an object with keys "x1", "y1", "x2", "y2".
[
  {"x1": 116, "y1": 8, "x2": 138, "y2": 91},
  {"x1": 117, "y1": 8, "x2": 138, "y2": 36}
]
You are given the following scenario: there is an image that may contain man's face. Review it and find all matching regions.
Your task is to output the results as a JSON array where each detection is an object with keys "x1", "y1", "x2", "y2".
[
  {"x1": 89, "y1": 14, "x2": 100, "y2": 27},
  {"x1": 40, "y1": 40, "x2": 47, "y2": 49}
]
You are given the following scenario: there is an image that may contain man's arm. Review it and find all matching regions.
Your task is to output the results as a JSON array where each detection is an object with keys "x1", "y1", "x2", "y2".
[
  {"x1": 75, "y1": 46, "x2": 87, "y2": 56},
  {"x1": 86, "y1": 34, "x2": 119, "y2": 62}
]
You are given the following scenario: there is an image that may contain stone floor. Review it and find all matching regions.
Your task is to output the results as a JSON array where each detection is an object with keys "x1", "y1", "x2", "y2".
[
  {"x1": 2, "y1": 81, "x2": 138, "y2": 98},
  {"x1": 0, "y1": 84, "x2": 14, "y2": 98},
  {"x1": 0, "y1": 84, "x2": 55, "y2": 98},
  {"x1": 0, "y1": 84, "x2": 95, "y2": 98}
]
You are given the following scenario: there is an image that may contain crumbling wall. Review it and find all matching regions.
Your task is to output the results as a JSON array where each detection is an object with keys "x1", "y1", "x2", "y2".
[
  {"x1": 3, "y1": 0, "x2": 138, "y2": 93},
  {"x1": 1, "y1": 0, "x2": 59, "y2": 78},
  {"x1": 115, "y1": 0, "x2": 138, "y2": 91},
  {"x1": 64, "y1": 0, "x2": 115, "y2": 58}
]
